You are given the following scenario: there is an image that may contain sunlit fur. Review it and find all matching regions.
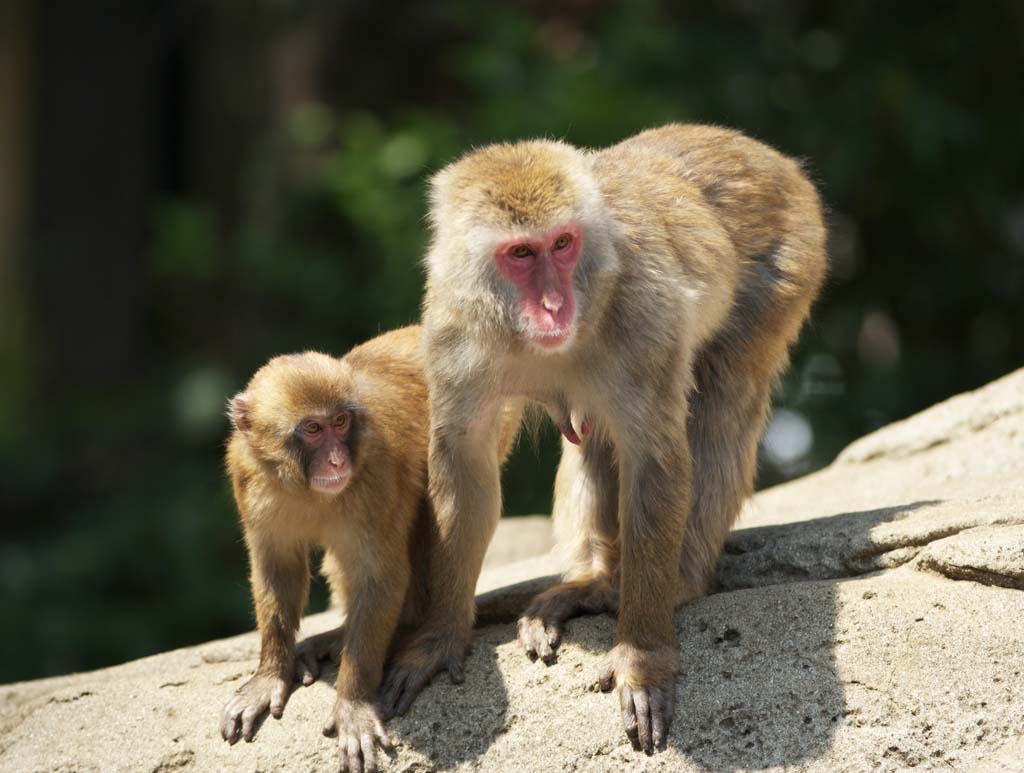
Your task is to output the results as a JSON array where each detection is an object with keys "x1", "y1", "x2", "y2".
[
  {"x1": 387, "y1": 124, "x2": 827, "y2": 751},
  {"x1": 221, "y1": 326, "x2": 524, "y2": 763}
]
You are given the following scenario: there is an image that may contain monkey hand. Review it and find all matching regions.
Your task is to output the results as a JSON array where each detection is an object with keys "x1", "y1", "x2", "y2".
[
  {"x1": 378, "y1": 627, "x2": 468, "y2": 720},
  {"x1": 596, "y1": 642, "x2": 677, "y2": 754},
  {"x1": 322, "y1": 696, "x2": 392, "y2": 773},
  {"x1": 220, "y1": 670, "x2": 291, "y2": 744},
  {"x1": 294, "y1": 625, "x2": 344, "y2": 686}
]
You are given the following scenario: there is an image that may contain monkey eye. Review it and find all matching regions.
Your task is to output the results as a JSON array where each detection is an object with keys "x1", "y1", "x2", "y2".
[
  {"x1": 302, "y1": 421, "x2": 322, "y2": 435},
  {"x1": 334, "y1": 412, "x2": 350, "y2": 429},
  {"x1": 553, "y1": 233, "x2": 572, "y2": 250},
  {"x1": 510, "y1": 245, "x2": 534, "y2": 259}
]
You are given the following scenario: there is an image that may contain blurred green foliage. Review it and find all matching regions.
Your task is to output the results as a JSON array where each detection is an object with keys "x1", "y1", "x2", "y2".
[{"x1": 2, "y1": 0, "x2": 1022, "y2": 682}]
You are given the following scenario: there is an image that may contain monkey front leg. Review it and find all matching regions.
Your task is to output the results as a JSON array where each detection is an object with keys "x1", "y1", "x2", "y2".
[
  {"x1": 600, "y1": 429, "x2": 691, "y2": 754},
  {"x1": 322, "y1": 558, "x2": 408, "y2": 773},
  {"x1": 380, "y1": 420, "x2": 503, "y2": 719},
  {"x1": 221, "y1": 536, "x2": 310, "y2": 744}
]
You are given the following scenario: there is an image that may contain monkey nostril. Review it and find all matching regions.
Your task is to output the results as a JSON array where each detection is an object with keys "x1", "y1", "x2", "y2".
[{"x1": 542, "y1": 293, "x2": 563, "y2": 313}]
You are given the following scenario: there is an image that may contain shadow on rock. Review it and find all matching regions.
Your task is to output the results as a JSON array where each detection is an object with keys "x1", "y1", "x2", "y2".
[
  {"x1": 670, "y1": 500, "x2": 941, "y2": 770},
  {"x1": 290, "y1": 632, "x2": 509, "y2": 770},
  {"x1": 386, "y1": 632, "x2": 509, "y2": 769}
]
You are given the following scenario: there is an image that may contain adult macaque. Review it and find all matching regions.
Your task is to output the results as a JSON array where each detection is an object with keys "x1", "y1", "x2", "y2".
[
  {"x1": 380, "y1": 125, "x2": 826, "y2": 754},
  {"x1": 220, "y1": 327, "x2": 522, "y2": 772}
]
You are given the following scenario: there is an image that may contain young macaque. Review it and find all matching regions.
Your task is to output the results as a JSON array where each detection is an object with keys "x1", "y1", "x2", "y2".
[
  {"x1": 220, "y1": 327, "x2": 522, "y2": 772},
  {"x1": 380, "y1": 124, "x2": 827, "y2": 754}
]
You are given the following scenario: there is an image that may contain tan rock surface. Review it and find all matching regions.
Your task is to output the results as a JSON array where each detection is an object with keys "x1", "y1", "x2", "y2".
[{"x1": 2, "y1": 369, "x2": 1024, "y2": 772}]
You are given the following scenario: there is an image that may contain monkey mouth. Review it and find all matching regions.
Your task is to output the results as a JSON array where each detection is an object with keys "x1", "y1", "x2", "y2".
[
  {"x1": 531, "y1": 328, "x2": 572, "y2": 348},
  {"x1": 310, "y1": 471, "x2": 351, "y2": 495},
  {"x1": 520, "y1": 310, "x2": 575, "y2": 350}
]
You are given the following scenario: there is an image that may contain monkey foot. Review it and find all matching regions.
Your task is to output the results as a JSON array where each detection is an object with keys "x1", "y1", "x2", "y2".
[
  {"x1": 596, "y1": 643, "x2": 677, "y2": 754},
  {"x1": 378, "y1": 628, "x2": 467, "y2": 720},
  {"x1": 518, "y1": 577, "x2": 616, "y2": 664},
  {"x1": 220, "y1": 671, "x2": 291, "y2": 744},
  {"x1": 323, "y1": 697, "x2": 393, "y2": 773},
  {"x1": 294, "y1": 625, "x2": 344, "y2": 686}
]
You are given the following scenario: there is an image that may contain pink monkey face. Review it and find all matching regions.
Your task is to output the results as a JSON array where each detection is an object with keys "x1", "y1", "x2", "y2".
[{"x1": 493, "y1": 222, "x2": 582, "y2": 349}]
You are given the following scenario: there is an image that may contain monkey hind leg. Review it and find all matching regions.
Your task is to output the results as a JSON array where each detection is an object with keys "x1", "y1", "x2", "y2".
[
  {"x1": 519, "y1": 437, "x2": 619, "y2": 663},
  {"x1": 678, "y1": 359, "x2": 771, "y2": 603},
  {"x1": 678, "y1": 245, "x2": 824, "y2": 602}
]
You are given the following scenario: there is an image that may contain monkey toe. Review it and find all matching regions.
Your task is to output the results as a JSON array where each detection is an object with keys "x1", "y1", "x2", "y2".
[
  {"x1": 378, "y1": 672, "x2": 406, "y2": 720},
  {"x1": 394, "y1": 677, "x2": 422, "y2": 717},
  {"x1": 651, "y1": 688, "x2": 673, "y2": 751},
  {"x1": 447, "y1": 655, "x2": 465, "y2": 684},
  {"x1": 620, "y1": 684, "x2": 641, "y2": 751},
  {"x1": 616, "y1": 680, "x2": 674, "y2": 754}
]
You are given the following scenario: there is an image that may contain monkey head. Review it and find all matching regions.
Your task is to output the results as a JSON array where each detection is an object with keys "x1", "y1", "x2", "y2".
[
  {"x1": 426, "y1": 140, "x2": 619, "y2": 354},
  {"x1": 229, "y1": 352, "x2": 359, "y2": 495}
]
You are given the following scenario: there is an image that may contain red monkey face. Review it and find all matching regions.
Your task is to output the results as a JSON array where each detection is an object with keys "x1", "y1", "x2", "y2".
[
  {"x1": 296, "y1": 409, "x2": 354, "y2": 495},
  {"x1": 493, "y1": 222, "x2": 582, "y2": 349}
]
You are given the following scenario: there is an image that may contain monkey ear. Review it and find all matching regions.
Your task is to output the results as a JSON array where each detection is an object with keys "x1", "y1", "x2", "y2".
[{"x1": 228, "y1": 393, "x2": 252, "y2": 432}]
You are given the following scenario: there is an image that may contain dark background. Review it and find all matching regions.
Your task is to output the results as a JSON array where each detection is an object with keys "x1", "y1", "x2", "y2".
[{"x1": 2, "y1": 0, "x2": 1021, "y2": 683}]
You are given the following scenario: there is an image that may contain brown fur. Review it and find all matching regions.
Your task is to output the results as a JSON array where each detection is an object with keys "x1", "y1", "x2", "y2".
[
  {"x1": 220, "y1": 326, "x2": 522, "y2": 770},
  {"x1": 381, "y1": 124, "x2": 826, "y2": 753}
]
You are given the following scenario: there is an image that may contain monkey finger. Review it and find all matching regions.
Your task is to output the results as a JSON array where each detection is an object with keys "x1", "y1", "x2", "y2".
[
  {"x1": 241, "y1": 705, "x2": 261, "y2": 742},
  {"x1": 543, "y1": 621, "x2": 563, "y2": 654},
  {"x1": 532, "y1": 628, "x2": 556, "y2": 664},
  {"x1": 270, "y1": 680, "x2": 288, "y2": 718},
  {"x1": 620, "y1": 685, "x2": 641, "y2": 751},
  {"x1": 596, "y1": 664, "x2": 615, "y2": 692},
  {"x1": 323, "y1": 715, "x2": 338, "y2": 737},
  {"x1": 360, "y1": 732, "x2": 378, "y2": 773},
  {"x1": 518, "y1": 617, "x2": 544, "y2": 661},
  {"x1": 633, "y1": 688, "x2": 653, "y2": 754},
  {"x1": 517, "y1": 617, "x2": 535, "y2": 658},
  {"x1": 345, "y1": 734, "x2": 362, "y2": 773},
  {"x1": 221, "y1": 710, "x2": 242, "y2": 745},
  {"x1": 372, "y1": 718, "x2": 392, "y2": 750}
]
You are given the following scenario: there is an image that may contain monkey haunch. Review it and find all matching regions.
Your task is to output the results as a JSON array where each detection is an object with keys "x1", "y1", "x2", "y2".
[
  {"x1": 220, "y1": 327, "x2": 516, "y2": 773},
  {"x1": 380, "y1": 125, "x2": 827, "y2": 753}
]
